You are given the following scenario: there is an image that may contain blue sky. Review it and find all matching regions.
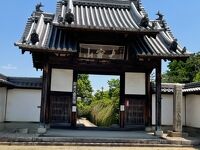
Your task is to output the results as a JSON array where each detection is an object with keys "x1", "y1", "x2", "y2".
[{"x1": 0, "y1": 0, "x2": 200, "y2": 90}]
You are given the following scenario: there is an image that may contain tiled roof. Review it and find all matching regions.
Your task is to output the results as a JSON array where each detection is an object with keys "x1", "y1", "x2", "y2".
[
  {"x1": 152, "y1": 83, "x2": 200, "y2": 94},
  {"x1": 0, "y1": 74, "x2": 14, "y2": 87},
  {"x1": 183, "y1": 82, "x2": 200, "y2": 93},
  {"x1": 0, "y1": 73, "x2": 7, "y2": 81},
  {"x1": 152, "y1": 83, "x2": 175, "y2": 94},
  {"x1": 183, "y1": 87, "x2": 200, "y2": 93},
  {"x1": 19, "y1": 12, "x2": 54, "y2": 48},
  {"x1": 0, "y1": 74, "x2": 42, "y2": 89},
  {"x1": 15, "y1": 0, "x2": 190, "y2": 60},
  {"x1": 8, "y1": 77, "x2": 42, "y2": 89},
  {"x1": 54, "y1": 0, "x2": 143, "y2": 30}
]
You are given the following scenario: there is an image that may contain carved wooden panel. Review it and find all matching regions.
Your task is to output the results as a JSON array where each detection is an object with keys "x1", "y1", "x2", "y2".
[
  {"x1": 125, "y1": 98, "x2": 145, "y2": 126},
  {"x1": 50, "y1": 94, "x2": 71, "y2": 124}
]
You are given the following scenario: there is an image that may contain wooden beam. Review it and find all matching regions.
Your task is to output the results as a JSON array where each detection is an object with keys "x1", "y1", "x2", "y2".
[
  {"x1": 46, "y1": 64, "x2": 51, "y2": 124},
  {"x1": 155, "y1": 61, "x2": 162, "y2": 130},
  {"x1": 145, "y1": 71, "x2": 152, "y2": 126},
  {"x1": 47, "y1": 56, "x2": 156, "y2": 73}
]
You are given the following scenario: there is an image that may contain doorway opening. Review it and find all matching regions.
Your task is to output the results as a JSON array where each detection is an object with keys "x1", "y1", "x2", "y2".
[{"x1": 76, "y1": 74, "x2": 120, "y2": 129}]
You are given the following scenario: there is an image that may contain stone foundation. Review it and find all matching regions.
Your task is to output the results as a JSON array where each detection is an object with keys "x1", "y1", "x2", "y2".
[
  {"x1": 154, "y1": 130, "x2": 163, "y2": 137},
  {"x1": 0, "y1": 122, "x2": 39, "y2": 133},
  {"x1": 167, "y1": 131, "x2": 188, "y2": 137}
]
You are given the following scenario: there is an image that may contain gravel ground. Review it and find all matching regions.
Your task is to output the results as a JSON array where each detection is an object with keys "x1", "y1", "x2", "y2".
[{"x1": 0, "y1": 146, "x2": 199, "y2": 150}]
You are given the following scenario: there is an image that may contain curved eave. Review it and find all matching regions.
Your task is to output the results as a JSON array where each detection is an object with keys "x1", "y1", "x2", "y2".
[{"x1": 15, "y1": 43, "x2": 76, "y2": 54}]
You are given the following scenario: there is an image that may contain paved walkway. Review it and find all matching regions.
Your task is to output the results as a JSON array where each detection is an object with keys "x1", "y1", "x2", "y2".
[
  {"x1": 44, "y1": 129, "x2": 158, "y2": 139},
  {"x1": 77, "y1": 118, "x2": 97, "y2": 127}
]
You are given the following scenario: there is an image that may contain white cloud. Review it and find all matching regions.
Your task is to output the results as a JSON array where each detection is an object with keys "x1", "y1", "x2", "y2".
[{"x1": 1, "y1": 64, "x2": 17, "y2": 70}]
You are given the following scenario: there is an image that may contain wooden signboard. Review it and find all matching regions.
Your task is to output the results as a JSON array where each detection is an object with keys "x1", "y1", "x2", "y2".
[{"x1": 79, "y1": 44, "x2": 125, "y2": 60}]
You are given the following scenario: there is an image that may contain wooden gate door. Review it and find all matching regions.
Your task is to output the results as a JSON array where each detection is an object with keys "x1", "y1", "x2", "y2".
[
  {"x1": 50, "y1": 93, "x2": 71, "y2": 127},
  {"x1": 125, "y1": 97, "x2": 145, "y2": 127}
]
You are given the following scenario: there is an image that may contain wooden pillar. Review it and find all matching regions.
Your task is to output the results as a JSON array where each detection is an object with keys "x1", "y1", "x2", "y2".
[
  {"x1": 71, "y1": 70, "x2": 77, "y2": 128},
  {"x1": 155, "y1": 61, "x2": 162, "y2": 132},
  {"x1": 40, "y1": 62, "x2": 50, "y2": 125},
  {"x1": 145, "y1": 71, "x2": 152, "y2": 127},
  {"x1": 120, "y1": 73, "x2": 125, "y2": 128}
]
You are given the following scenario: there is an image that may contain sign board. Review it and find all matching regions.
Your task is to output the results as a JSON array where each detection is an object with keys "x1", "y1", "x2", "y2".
[
  {"x1": 72, "y1": 106, "x2": 77, "y2": 112},
  {"x1": 120, "y1": 105, "x2": 125, "y2": 111},
  {"x1": 72, "y1": 82, "x2": 77, "y2": 105},
  {"x1": 79, "y1": 44, "x2": 125, "y2": 60}
]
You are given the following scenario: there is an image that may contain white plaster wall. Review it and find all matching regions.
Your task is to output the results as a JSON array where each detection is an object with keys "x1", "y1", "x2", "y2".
[
  {"x1": 182, "y1": 96, "x2": 186, "y2": 126},
  {"x1": 51, "y1": 69, "x2": 73, "y2": 92},
  {"x1": 125, "y1": 73, "x2": 145, "y2": 95},
  {"x1": 161, "y1": 94, "x2": 173, "y2": 125},
  {"x1": 152, "y1": 94, "x2": 186, "y2": 126},
  {"x1": 6, "y1": 89, "x2": 41, "y2": 122},
  {"x1": 186, "y1": 94, "x2": 200, "y2": 128},
  {"x1": 152, "y1": 94, "x2": 173, "y2": 125},
  {"x1": 0, "y1": 87, "x2": 7, "y2": 122}
]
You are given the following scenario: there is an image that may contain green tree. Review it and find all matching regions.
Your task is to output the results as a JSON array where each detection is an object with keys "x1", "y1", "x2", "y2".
[
  {"x1": 194, "y1": 72, "x2": 200, "y2": 82},
  {"x1": 77, "y1": 74, "x2": 93, "y2": 117},
  {"x1": 108, "y1": 79, "x2": 120, "y2": 98},
  {"x1": 163, "y1": 52, "x2": 200, "y2": 83},
  {"x1": 90, "y1": 78, "x2": 120, "y2": 127},
  {"x1": 77, "y1": 76, "x2": 120, "y2": 127},
  {"x1": 94, "y1": 88, "x2": 105, "y2": 100},
  {"x1": 77, "y1": 74, "x2": 93, "y2": 99}
]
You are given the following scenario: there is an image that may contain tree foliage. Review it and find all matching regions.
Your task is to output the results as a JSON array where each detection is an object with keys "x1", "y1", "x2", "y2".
[
  {"x1": 90, "y1": 79, "x2": 120, "y2": 126},
  {"x1": 77, "y1": 74, "x2": 93, "y2": 117},
  {"x1": 77, "y1": 77, "x2": 120, "y2": 127},
  {"x1": 108, "y1": 79, "x2": 120, "y2": 98},
  {"x1": 163, "y1": 53, "x2": 200, "y2": 83},
  {"x1": 77, "y1": 74, "x2": 93, "y2": 99}
]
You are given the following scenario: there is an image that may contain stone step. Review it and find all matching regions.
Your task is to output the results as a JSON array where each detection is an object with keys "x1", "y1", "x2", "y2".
[{"x1": 0, "y1": 137, "x2": 199, "y2": 147}]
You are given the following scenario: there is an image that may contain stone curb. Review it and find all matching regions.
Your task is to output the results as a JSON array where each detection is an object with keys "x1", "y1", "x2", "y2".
[
  {"x1": 0, "y1": 142, "x2": 195, "y2": 147},
  {"x1": 0, "y1": 137, "x2": 199, "y2": 147}
]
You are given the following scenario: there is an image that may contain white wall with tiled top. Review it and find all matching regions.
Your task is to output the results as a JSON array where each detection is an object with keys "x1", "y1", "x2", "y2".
[
  {"x1": 152, "y1": 94, "x2": 186, "y2": 126},
  {"x1": 1, "y1": 85, "x2": 200, "y2": 129},
  {"x1": 0, "y1": 87, "x2": 7, "y2": 122}
]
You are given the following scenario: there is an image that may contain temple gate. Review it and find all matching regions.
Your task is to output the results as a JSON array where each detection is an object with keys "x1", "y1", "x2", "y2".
[{"x1": 15, "y1": 0, "x2": 189, "y2": 133}]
